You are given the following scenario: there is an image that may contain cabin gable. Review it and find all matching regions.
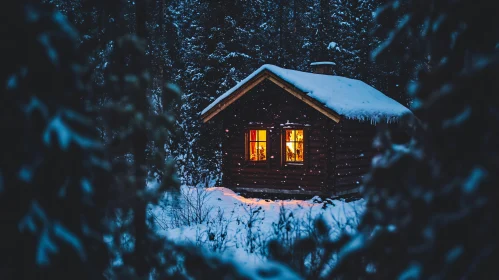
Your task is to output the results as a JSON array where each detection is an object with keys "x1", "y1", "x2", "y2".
[
  {"x1": 221, "y1": 80, "x2": 329, "y2": 123},
  {"x1": 201, "y1": 70, "x2": 341, "y2": 123}
]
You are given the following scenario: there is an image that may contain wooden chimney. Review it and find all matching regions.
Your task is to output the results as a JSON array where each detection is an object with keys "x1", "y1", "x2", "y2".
[{"x1": 310, "y1": 61, "x2": 336, "y2": 75}]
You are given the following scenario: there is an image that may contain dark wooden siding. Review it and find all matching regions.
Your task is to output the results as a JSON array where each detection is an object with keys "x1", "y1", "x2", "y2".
[
  {"x1": 226, "y1": 126, "x2": 329, "y2": 194},
  {"x1": 218, "y1": 81, "x2": 335, "y2": 195},
  {"x1": 332, "y1": 120, "x2": 377, "y2": 195},
  {"x1": 228, "y1": 128, "x2": 334, "y2": 195}
]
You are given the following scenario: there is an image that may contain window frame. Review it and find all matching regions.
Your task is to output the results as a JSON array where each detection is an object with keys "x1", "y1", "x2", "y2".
[
  {"x1": 245, "y1": 128, "x2": 268, "y2": 163},
  {"x1": 281, "y1": 127, "x2": 308, "y2": 168}
]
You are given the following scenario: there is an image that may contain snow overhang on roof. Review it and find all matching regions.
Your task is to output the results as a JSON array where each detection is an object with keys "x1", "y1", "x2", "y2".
[{"x1": 200, "y1": 64, "x2": 412, "y2": 124}]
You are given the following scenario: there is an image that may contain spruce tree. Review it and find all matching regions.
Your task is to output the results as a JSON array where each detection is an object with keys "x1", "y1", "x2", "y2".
[
  {"x1": 0, "y1": 2, "x2": 111, "y2": 279},
  {"x1": 1, "y1": 1, "x2": 304, "y2": 279},
  {"x1": 330, "y1": 0, "x2": 499, "y2": 278},
  {"x1": 270, "y1": 0, "x2": 498, "y2": 279},
  {"x1": 98, "y1": 0, "x2": 182, "y2": 277}
]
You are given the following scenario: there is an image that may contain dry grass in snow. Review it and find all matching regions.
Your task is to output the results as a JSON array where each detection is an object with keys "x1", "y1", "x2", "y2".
[{"x1": 150, "y1": 186, "x2": 365, "y2": 267}]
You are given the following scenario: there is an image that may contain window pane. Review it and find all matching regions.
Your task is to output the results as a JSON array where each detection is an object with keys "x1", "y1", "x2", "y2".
[
  {"x1": 257, "y1": 142, "x2": 266, "y2": 161},
  {"x1": 296, "y1": 130, "x2": 303, "y2": 141},
  {"x1": 249, "y1": 142, "x2": 258, "y2": 161},
  {"x1": 285, "y1": 129, "x2": 304, "y2": 162},
  {"x1": 296, "y1": 141, "x2": 304, "y2": 162},
  {"x1": 285, "y1": 141, "x2": 294, "y2": 161},
  {"x1": 250, "y1": 130, "x2": 257, "y2": 141},
  {"x1": 258, "y1": 130, "x2": 266, "y2": 141},
  {"x1": 249, "y1": 130, "x2": 266, "y2": 161}
]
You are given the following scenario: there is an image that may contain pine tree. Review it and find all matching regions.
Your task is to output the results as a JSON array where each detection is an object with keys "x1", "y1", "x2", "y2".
[
  {"x1": 98, "y1": 0, "x2": 182, "y2": 277},
  {"x1": 177, "y1": 0, "x2": 255, "y2": 185},
  {"x1": 0, "y1": 2, "x2": 111, "y2": 279},
  {"x1": 1, "y1": 1, "x2": 304, "y2": 279},
  {"x1": 269, "y1": 0, "x2": 499, "y2": 278},
  {"x1": 330, "y1": 0, "x2": 499, "y2": 278},
  {"x1": 324, "y1": 0, "x2": 378, "y2": 79}
]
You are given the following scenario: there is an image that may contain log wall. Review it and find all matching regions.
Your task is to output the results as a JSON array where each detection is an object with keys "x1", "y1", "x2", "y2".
[
  {"x1": 331, "y1": 120, "x2": 378, "y2": 195},
  {"x1": 219, "y1": 81, "x2": 334, "y2": 195}
]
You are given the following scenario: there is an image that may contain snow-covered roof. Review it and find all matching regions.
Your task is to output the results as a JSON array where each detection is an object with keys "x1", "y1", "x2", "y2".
[{"x1": 201, "y1": 64, "x2": 412, "y2": 123}]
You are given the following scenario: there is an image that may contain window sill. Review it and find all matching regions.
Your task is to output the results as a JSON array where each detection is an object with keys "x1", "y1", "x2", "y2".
[{"x1": 283, "y1": 162, "x2": 305, "y2": 168}]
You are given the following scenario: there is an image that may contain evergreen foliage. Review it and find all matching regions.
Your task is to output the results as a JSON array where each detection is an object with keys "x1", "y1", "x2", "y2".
[
  {"x1": 0, "y1": 2, "x2": 111, "y2": 279},
  {"x1": 44, "y1": 0, "x2": 409, "y2": 183},
  {"x1": 45, "y1": 0, "x2": 420, "y2": 183},
  {"x1": 346, "y1": 1, "x2": 499, "y2": 278},
  {"x1": 0, "y1": 1, "x2": 301, "y2": 279},
  {"x1": 8, "y1": 0, "x2": 493, "y2": 279},
  {"x1": 274, "y1": 0, "x2": 499, "y2": 279}
]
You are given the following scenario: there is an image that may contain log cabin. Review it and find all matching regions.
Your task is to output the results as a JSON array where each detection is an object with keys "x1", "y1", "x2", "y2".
[{"x1": 200, "y1": 62, "x2": 412, "y2": 197}]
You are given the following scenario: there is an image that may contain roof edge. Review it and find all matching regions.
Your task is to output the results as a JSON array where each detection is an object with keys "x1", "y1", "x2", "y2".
[{"x1": 200, "y1": 70, "x2": 269, "y2": 123}]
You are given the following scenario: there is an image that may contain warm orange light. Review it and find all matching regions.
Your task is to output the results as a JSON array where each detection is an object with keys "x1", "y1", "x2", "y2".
[
  {"x1": 249, "y1": 130, "x2": 267, "y2": 161},
  {"x1": 206, "y1": 187, "x2": 317, "y2": 208},
  {"x1": 285, "y1": 129, "x2": 304, "y2": 162}
]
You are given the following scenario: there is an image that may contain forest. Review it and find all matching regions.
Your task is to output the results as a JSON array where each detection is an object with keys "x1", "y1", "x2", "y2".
[{"x1": 1, "y1": 0, "x2": 498, "y2": 279}]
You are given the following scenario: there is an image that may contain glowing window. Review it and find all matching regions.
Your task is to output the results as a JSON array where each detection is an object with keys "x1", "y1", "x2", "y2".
[
  {"x1": 284, "y1": 129, "x2": 304, "y2": 162},
  {"x1": 248, "y1": 130, "x2": 267, "y2": 161}
]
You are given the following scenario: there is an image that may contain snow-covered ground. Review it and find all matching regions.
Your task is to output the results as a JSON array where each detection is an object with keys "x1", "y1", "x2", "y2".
[{"x1": 151, "y1": 186, "x2": 365, "y2": 267}]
